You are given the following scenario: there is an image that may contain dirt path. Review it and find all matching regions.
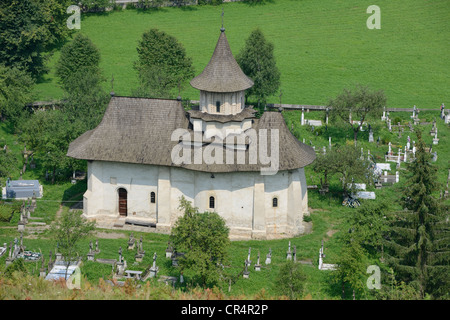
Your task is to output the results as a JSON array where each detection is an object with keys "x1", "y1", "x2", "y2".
[{"x1": 55, "y1": 192, "x2": 85, "y2": 219}]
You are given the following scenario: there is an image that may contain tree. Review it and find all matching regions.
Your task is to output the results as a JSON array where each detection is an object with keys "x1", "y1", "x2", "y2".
[
  {"x1": 275, "y1": 261, "x2": 307, "y2": 299},
  {"x1": 56, "y1": 33, "x2": 102, "y2": 92},
  {"x1": 333, "y1": 237, "x2": 368, "y2": 300},
  {"x1": 78, "y1": 0, "x2": 113, "y2": 12},
  {"x1": 0, "y1": 148, "x2": 17, "y2": 181},
  {"x1": 0, "y1": 65, "x2": 34, "y2": 127},
  {"x1": 237, "y1": 28, "x2": 280, "y2": 107},
  {"x1": 50, "y1": 210, "x2": 96, "y2": 279},
  {"x1": 19, "y1": 110, "x2": 73, "y2": 184},
  {"x1": 170, "y1": 196, "x2": 230, "y2": 287},
  {"x1": 312, "y1": 144, "x2": 374, "y2": 195},
  {"x1": 384, "y1": 128, "x2": 450, "y2": 299},
  {"x1": 329, "y1": 85, "x2": 386, "y2": 145},
  {"x1": 348, "y1": 200, "x2": 390, "y2": 258},
  {"x1": 0, "y1": 0, "x2": 72, "y2": 78},
  {"x1": 134, "y1": 29, "x2": 195, "y2": 99}
]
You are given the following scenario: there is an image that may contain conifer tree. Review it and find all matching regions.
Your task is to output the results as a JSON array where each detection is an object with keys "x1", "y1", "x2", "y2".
[
  {"x1": 134, "y1": 29, "x2": 194, "y2": 99},
  {"x1": 384, "y1": 128, "x2": 450, "y2": 299},
  {"x1": 236, "y1": 28, "x2": 281, "y2": 107}
]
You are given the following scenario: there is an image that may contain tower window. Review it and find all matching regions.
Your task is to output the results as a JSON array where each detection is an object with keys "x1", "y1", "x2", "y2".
[
  {"x1": 216, "y1": 101, "x2": 221, "y2": 113},
  {"x1": 272, "y1": 197, "x2": 278, "y2": 208},
  {"x1": 209, "y1": 196, "x2": 215, "y2": 209},
  {"x1": 150, "y1": 192, "x2": 156, "y2": 204}
]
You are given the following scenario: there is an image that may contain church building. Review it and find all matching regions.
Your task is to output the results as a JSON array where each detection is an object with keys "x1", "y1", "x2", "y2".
[{"x1": 67, "y1": 27, "x2": 316, "y2": 240}]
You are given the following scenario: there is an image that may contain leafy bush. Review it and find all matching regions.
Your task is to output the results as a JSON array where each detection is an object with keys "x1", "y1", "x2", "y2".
[{"x1": 0, "y1": 201, "x2": 20, "y2": 222}]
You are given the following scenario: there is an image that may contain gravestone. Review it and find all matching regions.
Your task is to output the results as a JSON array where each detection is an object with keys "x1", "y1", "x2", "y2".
[
  {"x1": 286, "y1": 241, "x2": 292, "y2": 260},
  {"x1": 39, "y1": 256, "x2": 46, "y2": 278},
  {"x1": 243, "y1": 260, "x2": 250, "y2": 279},
  {"x1": 94, "y1": 239, "x2": 100, "y2": 254},
  {"x1": 254, "y1": 251, "x2": 261, "y2": 271},
  {"x1": 149, "y1": 252, "x2": 159, "y2": 278},
  {"x1": 433, "y1": 132, "x2": 439, "y2": 145},
  {"x1": 165, "y1": 241, "x2": 173, "y2": 259},
  {"x1": 127, "y1": 233, "x2": 135, "y2": 250},
  {"x1": 369, "y1": 128, "x2": 374, "y2": 143},
  {"x1": 265, "y1": 248, "x2": 272, "y2": 265}
]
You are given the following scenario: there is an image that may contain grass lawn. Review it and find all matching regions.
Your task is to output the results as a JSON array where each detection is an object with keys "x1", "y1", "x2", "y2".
[{"x1": 34, "y1": 0, "x2": 449, "y2": 109}]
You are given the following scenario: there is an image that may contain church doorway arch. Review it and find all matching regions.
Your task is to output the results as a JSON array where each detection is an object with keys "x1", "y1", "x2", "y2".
[{"x1": 118, "y1": 188, "x2": 128, "y2": 216}]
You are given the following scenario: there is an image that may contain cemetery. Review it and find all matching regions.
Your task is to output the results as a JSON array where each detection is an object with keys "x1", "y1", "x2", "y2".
[
  {"x1": 0, "y1": 105, "x2": 447, "y2": 300},
  {"x1": 0, "y1": 0, "x2": 449, "y2": 301}
]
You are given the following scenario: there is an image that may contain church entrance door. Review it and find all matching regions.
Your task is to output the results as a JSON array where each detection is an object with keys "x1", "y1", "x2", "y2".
[{"x1": 118, "y1": 188, "x2": 127, "y2": 216}]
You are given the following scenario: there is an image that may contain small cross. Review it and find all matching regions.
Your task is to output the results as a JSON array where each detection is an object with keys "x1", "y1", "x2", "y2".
[{"x1": 221, "y1": 8, "x2": 225, "y2": 31}]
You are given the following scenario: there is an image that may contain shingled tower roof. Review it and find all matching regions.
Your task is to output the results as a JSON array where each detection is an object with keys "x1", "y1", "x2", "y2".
[{"x1": 190, "y1": 29, "x2": 254, "y2": 93}]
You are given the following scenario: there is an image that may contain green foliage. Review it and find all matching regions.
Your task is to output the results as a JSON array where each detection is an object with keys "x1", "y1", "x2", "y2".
[
  {"x1": 384, "y1": 128, "x2": 450, "y2": 299},
  {"x1": 348, "y1": 200, "x2": 390, "y2": 254},
  {"x1": 237, "y1": 28, "x2": 280, "y2": 106},
  {"x1": 312, "y1": 144, "x2": 374, "y2": 195},
  {"x1": 373, "y1": 267, "x2": 422, "y2": 300},
  {"x1": 0, "y1": 0, "x2": 72, "y2": 78},
  {"x1": 19, "y1": 110, "x2": 72, "y2": 183},
  {"x1": 332, "y1": 237, "x2": 368, "y2": 299},
  {"x1": 79, "y1": 0, "x2": 113, "y2": 11},
  {"x1": 274, "y1": 261, "x2": 307, "y2": 299},
  {"x1": 0, "y1": 148, "x2": 17, "y2": 180},
  {"x1": 0, "y1": 65, "x2": 34, "y2": 127},
  {"x1": 50, "y1": 210, "x2": 96, "y2": 277},
  {"x1": 198, "y1": 0, "x2": 223, "y2": 5},
  {"x1": 134, "y1": 29, "x2": 195, "y2": 99},
  {"x1": 56, "y1": 34, "x2": 102, "y2": 92},
  {"x1": 170, "y1": 196, "x2": 230, "y2": 288},
  {"x1": 0, "y1": 201, "x2": 21, "y2": 222},
  {"x1": 329, "y1": 85, "x2": 386, "y2": 143},
  {"x1": 4, "y1": 258, "x2": 27, "y2": 279},
  {"x1": 137, "y1": 0, "x2": 165, "y2": 9}
]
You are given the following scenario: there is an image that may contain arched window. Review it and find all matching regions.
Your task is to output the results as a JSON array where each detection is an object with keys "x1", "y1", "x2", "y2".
[
  {"x1": 216, "y1": 101, "x2": 221, "y2": 113},
  {"x1": 150, "y1": 192, "x2": 156, "y2": 204},
  {"x1": 272, "y1": 197, "x2": 278, "y2": 208},
  {"x1": 209, "y1": 196, "x2": 215, "y2": 209}
]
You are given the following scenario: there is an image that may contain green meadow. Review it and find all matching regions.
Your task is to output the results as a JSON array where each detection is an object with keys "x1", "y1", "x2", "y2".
[
  {"x1": 35, "y1": 0, "x2": 449, "y2": 108},
  {"x1": 1, "y1": 0, "x2": 449, "y2": 300}
]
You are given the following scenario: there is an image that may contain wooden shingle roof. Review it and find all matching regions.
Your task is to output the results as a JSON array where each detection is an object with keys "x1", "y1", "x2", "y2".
[
  {"x1": 67, "y1": 97, "x2": 316, "y2": 172},
  {"x1": 190, "y1": 30, "x2": 254, "y2": 93}
]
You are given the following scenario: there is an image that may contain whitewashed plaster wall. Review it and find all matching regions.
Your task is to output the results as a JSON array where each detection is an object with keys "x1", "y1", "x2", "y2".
[{"x1": 83, "y1": 161, "x2": 309, "y2": 239}]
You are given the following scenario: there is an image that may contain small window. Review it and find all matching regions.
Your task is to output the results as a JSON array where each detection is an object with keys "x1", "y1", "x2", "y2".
[
  {"x1": 209, "y1": 196, "x2": 215, "y2": 209},
  {"x1": 272, "y1": 197, "x2": 278, "y2": 208},
  {"x1": 216, "y1": 101, "x2": 221, "y2": 113},
  {"x1": 150, "y1": 192, "x2": 156, "y2": 204}
]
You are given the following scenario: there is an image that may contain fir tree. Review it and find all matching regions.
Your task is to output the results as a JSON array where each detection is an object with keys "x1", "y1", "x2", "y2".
[
  {"x1": 134, "y1": 29, "x2": 194, "y2": 99},
  {"x1": 236, "y1": 28, "x2": 281, "y2": 107},
  {"x1": 384, "y1": 128, "x2": 450, "y2": 299}
]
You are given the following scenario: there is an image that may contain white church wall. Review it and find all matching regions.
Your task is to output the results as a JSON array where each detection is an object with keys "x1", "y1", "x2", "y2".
[
  {"x1": 84, "y1": 161, "x2": 309, "y2": 240},
  {"x1": 264, "y1": 172, "x2": 289, "y2": 236},
  {"x1": 200, "y1": 90, "x2": 245, "y2": 115}
]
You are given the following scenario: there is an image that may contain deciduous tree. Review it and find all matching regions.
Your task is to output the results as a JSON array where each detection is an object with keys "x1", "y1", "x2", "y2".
[
  {"x1": 170, "y1": 196, "x2": 230, "y2": 288},
  {"x1": 329, "y1": 85, "x2": 386, "y2": 145},
  {"x1": 50, "y1": 210, "x2": 96, "y2": 279},
  {"x1": 0, "y1": 65, "x2": 34, "y2": 127},
  {"x1": 0, "y1": 0, "x2": 72, "y2": 78}
]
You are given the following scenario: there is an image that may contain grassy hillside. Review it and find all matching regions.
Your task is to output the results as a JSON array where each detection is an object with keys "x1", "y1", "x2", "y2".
[{"x1": 34, "y1": 0, "x2": 449, "y2": 108}]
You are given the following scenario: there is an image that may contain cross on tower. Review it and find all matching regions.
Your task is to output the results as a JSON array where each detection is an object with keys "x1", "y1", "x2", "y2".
[{"x1": 221, "y1": 8, "x2": 225, "y2": 32}]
